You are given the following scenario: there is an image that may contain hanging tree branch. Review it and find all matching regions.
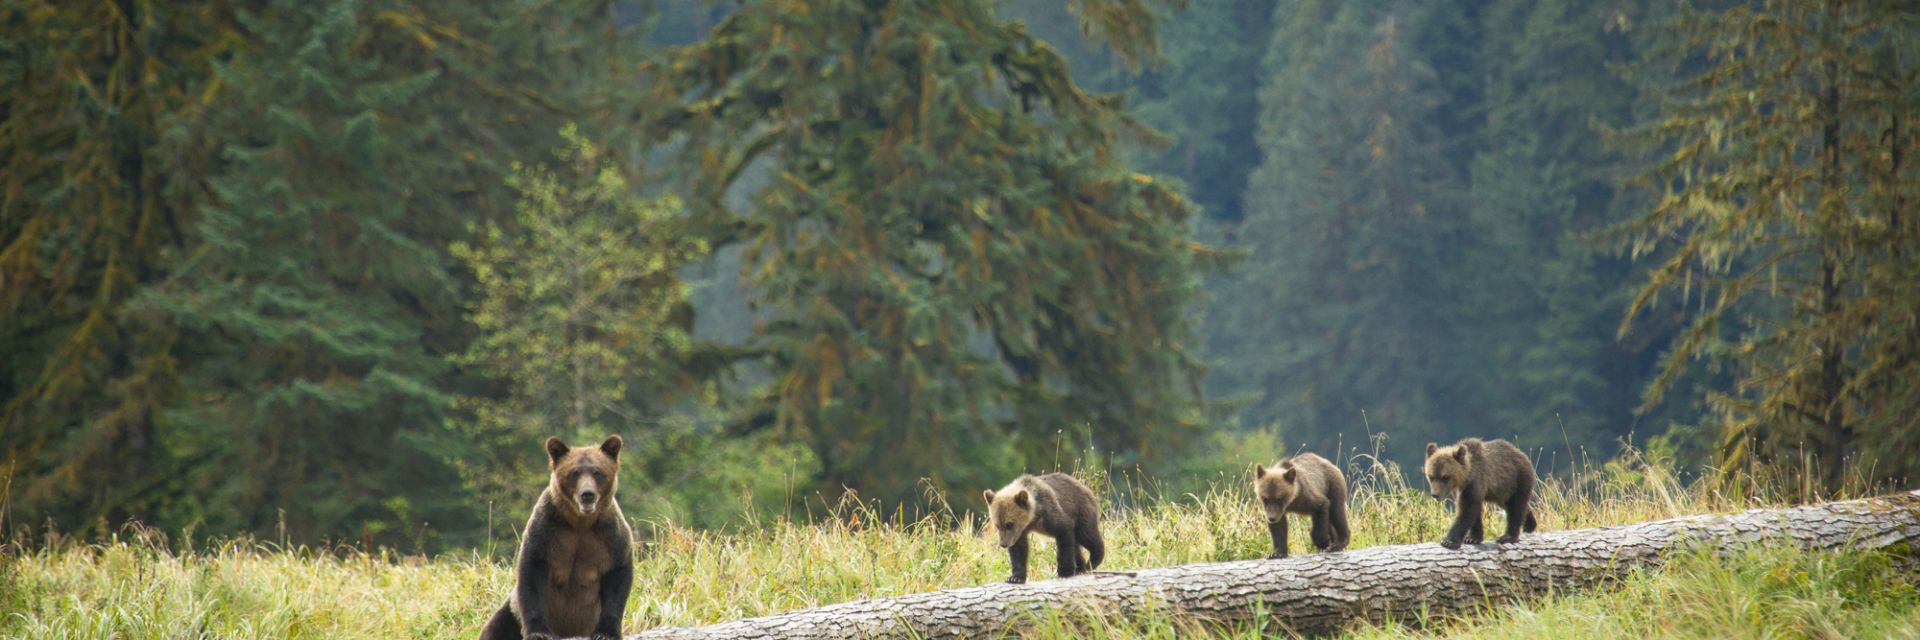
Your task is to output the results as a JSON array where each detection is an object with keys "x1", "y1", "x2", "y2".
[{"x1": 628, "y1": 491, "x2": 1920, "y2": 639}]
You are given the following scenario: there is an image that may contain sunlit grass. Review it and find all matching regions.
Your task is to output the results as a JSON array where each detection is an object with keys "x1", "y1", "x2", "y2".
[
  {"x1": 2, "y1": 447, "x2": 1910, "y2": 639},
  {"x1": 1345, "y1": 544, "x2": 1920, "y2": 640}
]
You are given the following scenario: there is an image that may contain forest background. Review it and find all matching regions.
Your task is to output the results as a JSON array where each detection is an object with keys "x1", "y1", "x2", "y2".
[{"x1": 4, "y1": 0, "x2": 1916, "y2": 553}]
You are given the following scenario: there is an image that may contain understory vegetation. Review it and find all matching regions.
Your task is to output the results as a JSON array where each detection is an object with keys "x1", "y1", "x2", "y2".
[{"x1": 4, "y1": 451, "x2": 1912, "y2": 639}]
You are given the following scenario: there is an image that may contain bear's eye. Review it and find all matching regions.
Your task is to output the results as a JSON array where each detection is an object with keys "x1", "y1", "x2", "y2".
[{"x1": 1000, "y1": 523, "x2": 1012, "y2": 530}]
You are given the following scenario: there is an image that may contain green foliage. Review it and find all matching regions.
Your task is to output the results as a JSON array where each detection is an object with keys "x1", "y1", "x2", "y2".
[
  {"x1": 1127, "y1": 0, "x2": 1273, "y2": 227},
  {"x1": 640, "y1": 0, "x2": 1214, "y2": 505},
  {"x1": 448, "y1": 127, "x2": 810, "y2": 531},
  {"x1": 1216, "y1": 0, "x2": 1477, "y2": 463},
  {"x1": 1, "y1": 0, "x2": 226, "y2": 536},
  {"x1": 1208, "y1": 0, "x2": 1722, "y2": 476},
  {"x1": 3, "y1": 0, "x2": 646, "y2": 548},
  {"x1": 449, "y1": 126, "x2": 705, "y2": 514},
  {"x1": 7, "y1": 0, "x2": 1920, "y2": 562},
  {"x1": 1454, "y1": 0, "x2": 1698, "y2": 468},
  {"x1": 1617, "y1": 0, "x2": 1920, "y2": 494},
  {"x1": 134, "y1": 0, "x2": 472, "y2": 547}
]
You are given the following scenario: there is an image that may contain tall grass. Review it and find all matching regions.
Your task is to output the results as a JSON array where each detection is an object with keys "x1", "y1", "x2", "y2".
[{"x1": 2, "y1": 445, "x2": 1910, "y2": 639}]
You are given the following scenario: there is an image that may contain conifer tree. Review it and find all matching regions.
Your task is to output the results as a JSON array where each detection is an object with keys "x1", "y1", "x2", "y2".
[
  {"x1": 1128, "y1": 0, "x2": 1275, "y2": 228},
  {"x1": 1621, "y1": 0, "x2": 1920, "y2": 493},
  {"x1": 2, "y1": 0, "x2": 643, "y2": 545},
  {"x1": 1457, "y1": 0, "x2": 1680, "y2": 465},
  {"x1": 1220, "y1": 0, "x2": 1472, "y2": 462},
  {"x1": 1, "y1": 0, "x2": 228, "y2": 531},
  {"x1": 641, "y1": 0, "x2": 1209, "y2": 502}
]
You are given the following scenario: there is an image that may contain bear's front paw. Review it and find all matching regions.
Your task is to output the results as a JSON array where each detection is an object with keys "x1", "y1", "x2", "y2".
[
  {"x1": 591, "y1": 633, "x2": 619, "y2": 640},
  {"x1": 1496, "y1": 534, "x2": 1519, "y2": 544},
  {"x1": 1005, "y1": 576, "x2": 1026, "y2": 584},
  {"x1": 526, "y1": 633, "x2": 555, "y2": 640},
  {"x1": 1267, "y1": 551, "x2": 1288, "y2": 560},
  {"x1": 1440, "y1": 539, "x2": 1462, "y2": 550}
]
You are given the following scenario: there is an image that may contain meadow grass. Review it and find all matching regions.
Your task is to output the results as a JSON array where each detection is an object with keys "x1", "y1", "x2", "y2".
[{"x1": 2, "y1": 447, "x2": 1912, "y2": 639}]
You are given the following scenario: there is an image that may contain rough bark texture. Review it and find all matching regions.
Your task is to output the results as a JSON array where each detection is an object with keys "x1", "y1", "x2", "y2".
[{"x1": 629, "y1": 491, "x2": 1920, "y2": 639}]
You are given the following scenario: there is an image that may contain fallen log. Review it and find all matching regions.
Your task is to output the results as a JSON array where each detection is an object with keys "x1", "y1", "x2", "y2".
[{"x1": 630, "y1": 490, "x2": 1920, "y2": 639}]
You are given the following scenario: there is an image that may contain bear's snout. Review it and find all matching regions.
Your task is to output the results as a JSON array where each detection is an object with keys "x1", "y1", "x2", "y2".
[{"x1": 572, "y1": 475, "x2": 602, "y2": 514}]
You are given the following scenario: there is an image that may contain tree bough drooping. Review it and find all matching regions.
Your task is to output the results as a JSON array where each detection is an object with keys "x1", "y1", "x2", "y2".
[{"x1": 639, "y1": 0, "x2": 1212, "y2": 502}]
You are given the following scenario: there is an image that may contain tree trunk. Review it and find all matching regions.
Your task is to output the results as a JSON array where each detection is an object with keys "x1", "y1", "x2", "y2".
[{"x1": 629, "y1": 491, "x2": 1920, "y2": 639}]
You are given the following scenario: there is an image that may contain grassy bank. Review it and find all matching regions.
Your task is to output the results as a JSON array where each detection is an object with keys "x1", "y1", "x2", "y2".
[{"x1": 3, "y1": 451, "x2": 1913, "y2": 639}]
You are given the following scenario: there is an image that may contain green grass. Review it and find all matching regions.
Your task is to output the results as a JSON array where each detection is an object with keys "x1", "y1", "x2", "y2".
[
  {"x1": 1347, "y1": 544, "x2": 1920, "y2": 640},
  {"x1": 3, "y1": 449, "x2": 1913, "y2": 639}
]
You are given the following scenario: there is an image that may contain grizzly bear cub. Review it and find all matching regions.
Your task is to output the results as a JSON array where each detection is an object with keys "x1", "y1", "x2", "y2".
[
  {"x1": 982, "y1": 473, "x2": 1105, "y2": 584},
  {"x1": 1254, "y1": 452, "x2": 1350, "y2": 558},
  {"x1": 479, "y1": 436, "x2": 634, "y2": 640},
  {"x1": 1424, "y1": 438, "x2": 1537, "y2": 550}
]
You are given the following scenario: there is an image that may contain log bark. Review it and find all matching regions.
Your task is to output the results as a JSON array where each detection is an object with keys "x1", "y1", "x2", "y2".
[{"x1": 629, "y1": 490, "x2": 1920, "y2": 639}]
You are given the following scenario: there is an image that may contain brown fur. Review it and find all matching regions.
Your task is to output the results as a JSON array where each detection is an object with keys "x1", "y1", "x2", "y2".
[
  {"x1": 1253, "y1": 452, "x2": 1350, "y2": 558},
  {"x1": 1424, "y1": 438, "x2": 1537, "y2": 549},
  {"x1": 479, "y1": 436, "x2": 634, "y2": 640},
  {"x1": 982, "y1": 473, "x2": 1104, "y2": 584}
]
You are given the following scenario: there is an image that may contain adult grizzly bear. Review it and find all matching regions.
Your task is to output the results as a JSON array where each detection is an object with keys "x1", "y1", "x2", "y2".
[{"x1": 479, "y1": 435, "x2": 633, "y2": 640}]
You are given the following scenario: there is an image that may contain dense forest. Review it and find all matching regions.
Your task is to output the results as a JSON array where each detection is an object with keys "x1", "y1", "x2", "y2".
[{"x1": 3, "y1": 0, "x2": 1916, "y2": 552}]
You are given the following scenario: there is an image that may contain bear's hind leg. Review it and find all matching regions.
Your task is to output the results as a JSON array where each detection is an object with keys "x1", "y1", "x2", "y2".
[{"x1": 478, "y1": 601, "x2": 521, "y2": 640}]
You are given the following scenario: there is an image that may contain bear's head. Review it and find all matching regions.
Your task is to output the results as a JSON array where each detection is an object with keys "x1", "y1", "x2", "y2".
[
  {"x1": 982, "y1": 484, "x2": 1036, "y2": 548},
  {"x1": 1423, "y1": 442, "x2": 1471, "y2": 501},
  {"x1": 1253, "y1": 462, "x2": 1300, "y2": 524},
  {"x1": 547, "y1": 435, "x2": 622, "y2": 519}
]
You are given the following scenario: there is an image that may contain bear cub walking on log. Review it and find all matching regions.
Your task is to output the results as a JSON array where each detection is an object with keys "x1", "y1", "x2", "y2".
[
  {"x1": 983, "y1": 473, "x2": 1105, "y2": 584},
  {"x1": 1424, "y1": 438, "x2": 1538, "y2": 550},
  {"x1": 480, "y1": 436, "x2": 634, "y2": 640},
  {"x1": 1254, "y1": 452, "x2": 1350, "y2": 558}
]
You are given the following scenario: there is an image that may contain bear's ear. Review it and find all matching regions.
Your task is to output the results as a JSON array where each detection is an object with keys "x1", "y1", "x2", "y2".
[
  {"x1": 1255, "y1": 464, "x2": 1268, "y2": 479},
  {"x1": 600, "y1": 434, "x2": 623, "y2": 459},
  {"x1": 1012, "y1": 490, "x2": 1030, "y2": 509},
  {"x1": 1453, "y1": 446, "x2": 1468, "y2": 462},
  {"x1": 546, "y1": 437, "x2": 570, "y2": 467},
  {"x1": 1426, "y1": 442, "x2": 1438, "y2": 456},
  {"x1": 983, "y1": 489, "x2": 997, "y2": 504},
  {"x1": 1282, "y1": 467, "x2": 1298, "y2": 482}
]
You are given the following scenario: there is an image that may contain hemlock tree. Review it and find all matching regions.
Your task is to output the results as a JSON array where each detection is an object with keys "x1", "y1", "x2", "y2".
[
  {"x1": 641, "y1": 0, "x2": 1212, "y2": 503},
  {"x1": 1620, "y1": 0, "x2": 1920, "y2": 494}
]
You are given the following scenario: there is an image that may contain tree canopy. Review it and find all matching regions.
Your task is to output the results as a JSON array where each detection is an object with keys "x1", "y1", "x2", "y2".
[{"x1": 5, "y1": 0, "x2": 1918, "y2": 549}]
